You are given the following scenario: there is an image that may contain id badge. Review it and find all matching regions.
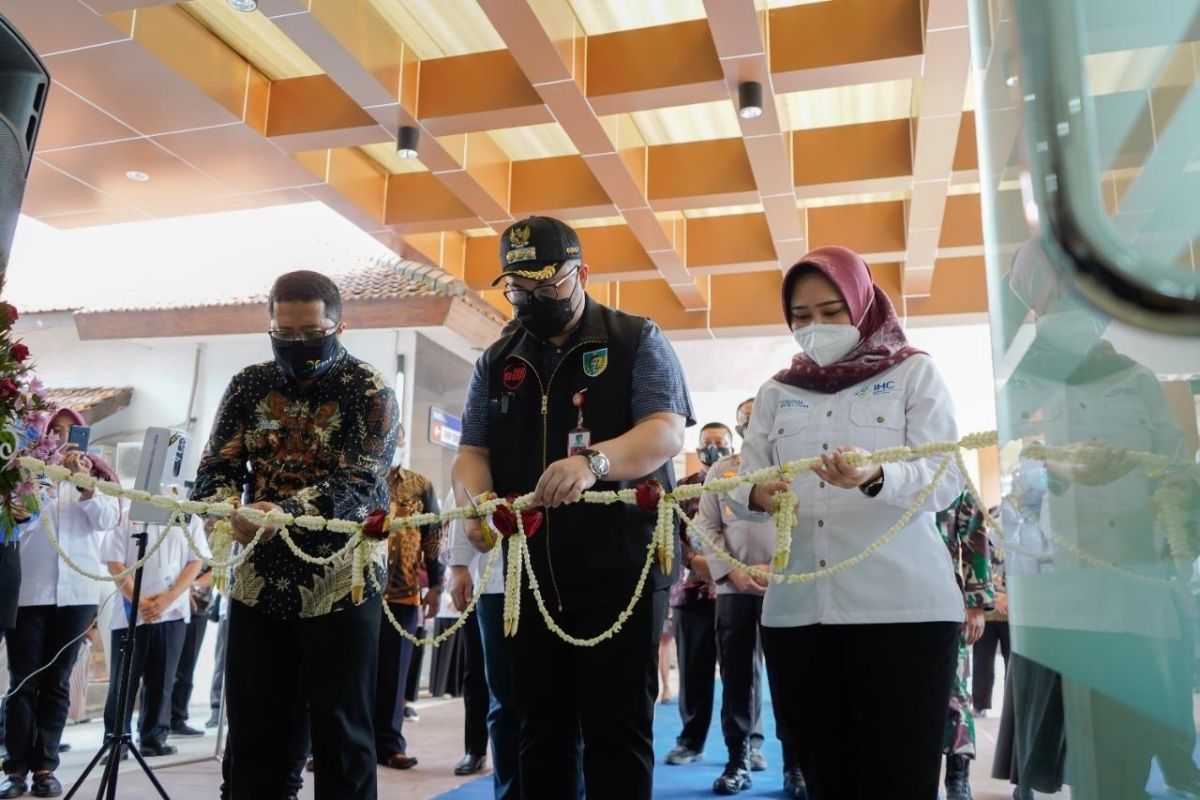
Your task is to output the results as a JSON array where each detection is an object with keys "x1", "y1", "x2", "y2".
[{"x1": 568, "y1": 428, "x2": 591, "y2": 456}]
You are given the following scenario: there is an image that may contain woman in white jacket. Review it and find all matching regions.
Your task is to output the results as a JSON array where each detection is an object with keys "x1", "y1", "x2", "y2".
[
  {"x1": 2, "y1": 408, "x2": 120, "y2": 798},
  {"x1": 732, "y1": 246, "x2": 965, "y2": 800}
]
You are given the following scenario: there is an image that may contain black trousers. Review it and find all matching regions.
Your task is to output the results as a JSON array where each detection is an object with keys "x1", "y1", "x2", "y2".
[
  {"x1": 972, "y1": 620, "x2": 1010, "y2": 711},
  {"x1": 462, "y1": 610, "x2": 489, "y2": 758},
  {"x1": 209, "y1": 600, "x2": 228, "y2": 717},
  {"x1": 714, "y1": 594, "x2": 765, "y2": 751},
  {"x1": 673, "y1": 599, "x2": 717, "y2": 751},
  {"x1": 405, "y1": 626, "x2": 425, "y2": 704},
  {"x1": 762, "y1": 622, "x2": 959, "y2": 800},
  {"x1": 171, "y1": 613, "x2": 208, "y2": 727},
  {"x1": 104, "y1": 619, "x2": 186, "y2": 747},
  {"x1": 4, "y1": 604, "x2": 96, "y2": 777},
  {"x1": 225, "y1": 599, "x2": 380, "y2": 800},
  {"x1": 374, "y1": 602, "x2": 419, "y2": 759},
  {"x1": 515, "y1": 588, "x2": 664, "y2": 800}
]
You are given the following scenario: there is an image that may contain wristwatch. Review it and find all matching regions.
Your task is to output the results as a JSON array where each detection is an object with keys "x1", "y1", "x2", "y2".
[
  {"x1": 577, "y1": 449, "x2": 611, "y2": 481},
  {"x1": 860, "y1": 470, "x2": 885, "y2": 498}
]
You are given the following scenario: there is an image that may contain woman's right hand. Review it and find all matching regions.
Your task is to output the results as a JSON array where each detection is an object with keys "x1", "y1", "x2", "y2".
[{"x1": 750, "y1": 480, "x2": 791, "y2": 513}]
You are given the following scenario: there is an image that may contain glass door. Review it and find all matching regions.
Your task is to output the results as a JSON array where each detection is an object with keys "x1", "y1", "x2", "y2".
[{"x1": 970, "y1": 0, "x2": 1200, "y2": 797}]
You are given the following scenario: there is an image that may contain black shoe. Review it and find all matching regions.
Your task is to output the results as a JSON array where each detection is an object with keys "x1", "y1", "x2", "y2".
[
  {"x1": 29, "y1": 773, "x2": 60, "y2": 798},
  {"x1": 204, "y1": 714, "x2": 220, "y2": 729},
  {"x1": 713, "y1": 742, "x2": 752, "y2": 795},
  {"x1": 454, "y1": 754, "x2": 486, "y2": 776},
  {"x1": 140, "y1": 743, "x2": 178, "y2": 758},
  {"x1": 171, "y1": 724, "x2": 205, "y2": 738},
  {"x1": 1012, "y1": 787, "x2": 1033, "y2": 800},
  {"x1": 54, "y1": 744, "x2": 69, "y2": 755},
  {"x1": 664, "y1": 744, "x2": 703, "y2": 765},
  {"x1": 0, "y1": 775, "x2": 26, "y2": 799},
  {"x1": 403, "y1": 704, "x2": 419, "y2": 721},
  {"x1": 747, "y1": 744, "x2": 767, "y2": 772},
  {"x1": 945, "y1": 754, "x2": 973, "y2": 800},
  {"x1": 305, "y1": 757, "x2": 314, "y2": 773},
  {"x1": 783, "y1": 766, "x2": 809, "y2": 799}
]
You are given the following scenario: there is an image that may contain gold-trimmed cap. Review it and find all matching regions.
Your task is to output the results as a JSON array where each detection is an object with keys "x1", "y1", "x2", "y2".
[{"x1": 492, "y1": 216, "x2": 582, "y2": 286}]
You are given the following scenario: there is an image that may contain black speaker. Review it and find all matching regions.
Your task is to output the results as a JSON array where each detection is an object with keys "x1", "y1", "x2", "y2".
[{"x1": 0, "y1": 14, "x2": 48, "y2": 286}]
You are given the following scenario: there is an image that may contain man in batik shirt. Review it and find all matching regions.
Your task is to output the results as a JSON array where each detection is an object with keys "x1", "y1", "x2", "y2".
[
  {"x1": 192, "y1": 270, "x2": 398, "y2": 800},
  {"x1": 937, "y1": 491, "x2": 995, "y2": 800},
  {"x1": 373, "y1": 426, "x2": 444, "y2": 770}
]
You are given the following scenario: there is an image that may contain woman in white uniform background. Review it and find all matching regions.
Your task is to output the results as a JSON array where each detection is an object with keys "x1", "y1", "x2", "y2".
[{"x1": 732, "y1": 246, "x2": 965, "y2": 799}]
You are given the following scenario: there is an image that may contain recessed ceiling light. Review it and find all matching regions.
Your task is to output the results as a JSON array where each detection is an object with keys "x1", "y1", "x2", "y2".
[
  {"x1": 124, "y1": 170, "x2": 150, "y2": 182},
  {"x1": 227, "y1": 0, "x2": 257, "y2": 11}
]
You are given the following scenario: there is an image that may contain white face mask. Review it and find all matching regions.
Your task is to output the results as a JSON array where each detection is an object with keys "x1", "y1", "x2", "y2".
[{"x1": 793, "y1": 323, "x2": 862, "y2": 367}]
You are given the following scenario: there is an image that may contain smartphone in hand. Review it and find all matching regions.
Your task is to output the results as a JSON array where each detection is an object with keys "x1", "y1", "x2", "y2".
[{"x1": 67, "y1": 425, "x2": 91, "y2": 453}]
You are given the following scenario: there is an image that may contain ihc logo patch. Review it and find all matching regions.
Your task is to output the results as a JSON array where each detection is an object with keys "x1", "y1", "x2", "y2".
[{"x1": 582, "y1": 348, "x2": 608, "y2": 378}]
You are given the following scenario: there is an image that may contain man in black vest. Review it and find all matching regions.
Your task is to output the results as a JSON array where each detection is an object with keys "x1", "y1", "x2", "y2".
[{"x1": 453, "y1": 216, "x2": 694, "y2": 799}]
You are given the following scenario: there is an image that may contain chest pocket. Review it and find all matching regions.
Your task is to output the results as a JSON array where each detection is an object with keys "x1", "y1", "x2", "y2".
[
  {"x1": 849, "y1": 400, "x2": 905, "y2": 452},
  {"x1": 768, "y1": 414, "x2": 811, "y2": 466}
]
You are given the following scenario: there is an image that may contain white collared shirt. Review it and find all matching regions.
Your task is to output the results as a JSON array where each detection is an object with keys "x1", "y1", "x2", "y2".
[
  {"x1": 102, "y1": 513, "x2": 210, "y2": 629},
  {"x1": 440, "y1": 492, "x2": 503, "y2": 595},
  {"x1": 19, "y1": 482, "x2": 121, "y2": 608},
  {"x1": 731, "y1": 354, "x2": 966, "y2": 627}
]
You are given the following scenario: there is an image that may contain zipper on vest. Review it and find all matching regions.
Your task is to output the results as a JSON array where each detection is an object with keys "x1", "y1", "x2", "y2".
[
  {"x1": 510, "y1": 355, "x2": 565, "y2": 612},
  {"x1": 512, "y1": 339, "x2": 603, "y2": 613}
]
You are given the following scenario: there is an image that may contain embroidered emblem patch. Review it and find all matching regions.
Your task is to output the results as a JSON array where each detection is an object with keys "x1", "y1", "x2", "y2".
[
  {"x1": 503, "y1": 362, "x2": 528, "y2": 390},
  {"x1": 582, "y1": 348, "x2": 608, "y2": 378}
]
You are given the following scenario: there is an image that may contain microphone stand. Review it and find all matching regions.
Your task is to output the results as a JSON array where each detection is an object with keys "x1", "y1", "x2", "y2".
[{"x1": 65, "y1": 527, "x2": 171, "y2": 800}]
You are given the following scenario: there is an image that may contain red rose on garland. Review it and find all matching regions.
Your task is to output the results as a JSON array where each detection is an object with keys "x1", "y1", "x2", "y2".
[
  {"x1": 491, "y1": 494, "x2": 543, "y2": 539},
  {"x1": 0, "y1": 303, "x2": 18, "y2": 327},
  {"x1": 635, "y1": 480, "x2": 663, "y2": 512},
  {"x1": 361, "y1": 508, "x2": 390, "y2": 540},
  {"x1": 0, "y1": 378, "x2": 18, "y2": 400},
  {"x1": 9, "y1": 343, "x2": 28, "y2": 363}
]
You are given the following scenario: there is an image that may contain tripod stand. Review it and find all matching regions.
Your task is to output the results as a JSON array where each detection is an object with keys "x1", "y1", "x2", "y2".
[{"x1": 65, "y1": 528, "x2": 171, "y2": 800}]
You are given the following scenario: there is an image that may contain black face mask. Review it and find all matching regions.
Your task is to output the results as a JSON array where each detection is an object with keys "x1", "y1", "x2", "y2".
[
  {"x1": 698, "y1": 444, "x2": 732, "y2": 467},
  {"x1": 515, "y1": 281, "x2": 580, "y2": 340},
  {"x1": 272, "y1": 334, "x2": 341, "y2": 382}
]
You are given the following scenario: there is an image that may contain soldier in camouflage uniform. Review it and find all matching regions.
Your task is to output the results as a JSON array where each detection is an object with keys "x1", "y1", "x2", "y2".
[{"x1": 936, "y1": 491, "x2": 995, "y2": 800}]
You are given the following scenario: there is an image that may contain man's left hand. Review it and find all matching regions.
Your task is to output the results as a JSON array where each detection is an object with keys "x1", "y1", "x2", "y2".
[
  {"x1": 533, "y1": 456, "x2": 597, "y2": 508},
  {"x1": 422, "y1": 587, "x2": 442, "y2": 620},
  {"x1": 962, "y1": 607, "x2": 985, "y2": 645},
  {"x1": 231, "y1": 502, "x2": 282, "y2": 545}
]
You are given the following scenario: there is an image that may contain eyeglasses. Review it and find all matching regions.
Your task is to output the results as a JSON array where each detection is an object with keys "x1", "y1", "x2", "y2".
[
  {"x1": 504, "y1": 267, "x2": 579, "y2": 306},
  {"x1": 268, "y1": 326, "x2": 336, "y2": 345}
]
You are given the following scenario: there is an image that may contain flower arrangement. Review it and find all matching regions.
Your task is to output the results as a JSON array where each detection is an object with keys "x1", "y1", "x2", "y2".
[{"x1": 0, "y1": 302, "x2": 50, "y2": 541}]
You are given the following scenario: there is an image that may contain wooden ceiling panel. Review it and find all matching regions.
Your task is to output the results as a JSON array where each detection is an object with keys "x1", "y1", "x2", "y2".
[
  {"x1": 35, "y1": 83, "x2": 139, "y2": 152},
  {"x1": 20, "y1": 160, "x2": 124, "y2": 219},
  {"x1": 44, "y1": 41, "x2": 239, "y2": 136},
  {"x1": 586, "y1": 20, "x2": 727, "y2": 114},
  {"x1": 769, "y1": 0, "x2": 923, "y2": 74},
  {"x1": 807, "y1": 200, "x2": 907, "y2": 256},
  {"x1": 265, "y1": 75, "x2": 390, "y2": 151},
  {"x1": 648, "y1": 138, "x2": 757, "y2": 208},
  {"x1": 0, "y1": 0, "x2": 129, "y2": 56},
  {"x1": 39, "y1": 138, "x2": 228, "y2": 210},
  {"x1": 511, "y1": 156, "x2": 616, "y2": 218},
  {"x1": 40, "y1": 208, "x2": 153, "y2": 230},
  {"x1": 419, "y1": 50, "x2": 551, "y2": 135},
  {"x1": 153, "y1": 125, "x2": 319, "y2": 194},
  {"x1": 793, "y1": 119, "x2": 913, "y2": 186}
]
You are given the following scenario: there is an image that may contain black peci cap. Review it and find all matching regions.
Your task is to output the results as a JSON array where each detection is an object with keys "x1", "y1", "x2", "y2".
[{"x1": 492, "y1": 216, "x2": 582, "y2": 286}]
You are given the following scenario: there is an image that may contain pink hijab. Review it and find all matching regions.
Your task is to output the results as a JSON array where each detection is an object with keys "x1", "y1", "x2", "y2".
[
  {"x1": 45, "y1": 408, "x2": 119, "y2": 484},
  {"x1": 774, "y1": 246, "x2": 922, "y2": 394}
]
